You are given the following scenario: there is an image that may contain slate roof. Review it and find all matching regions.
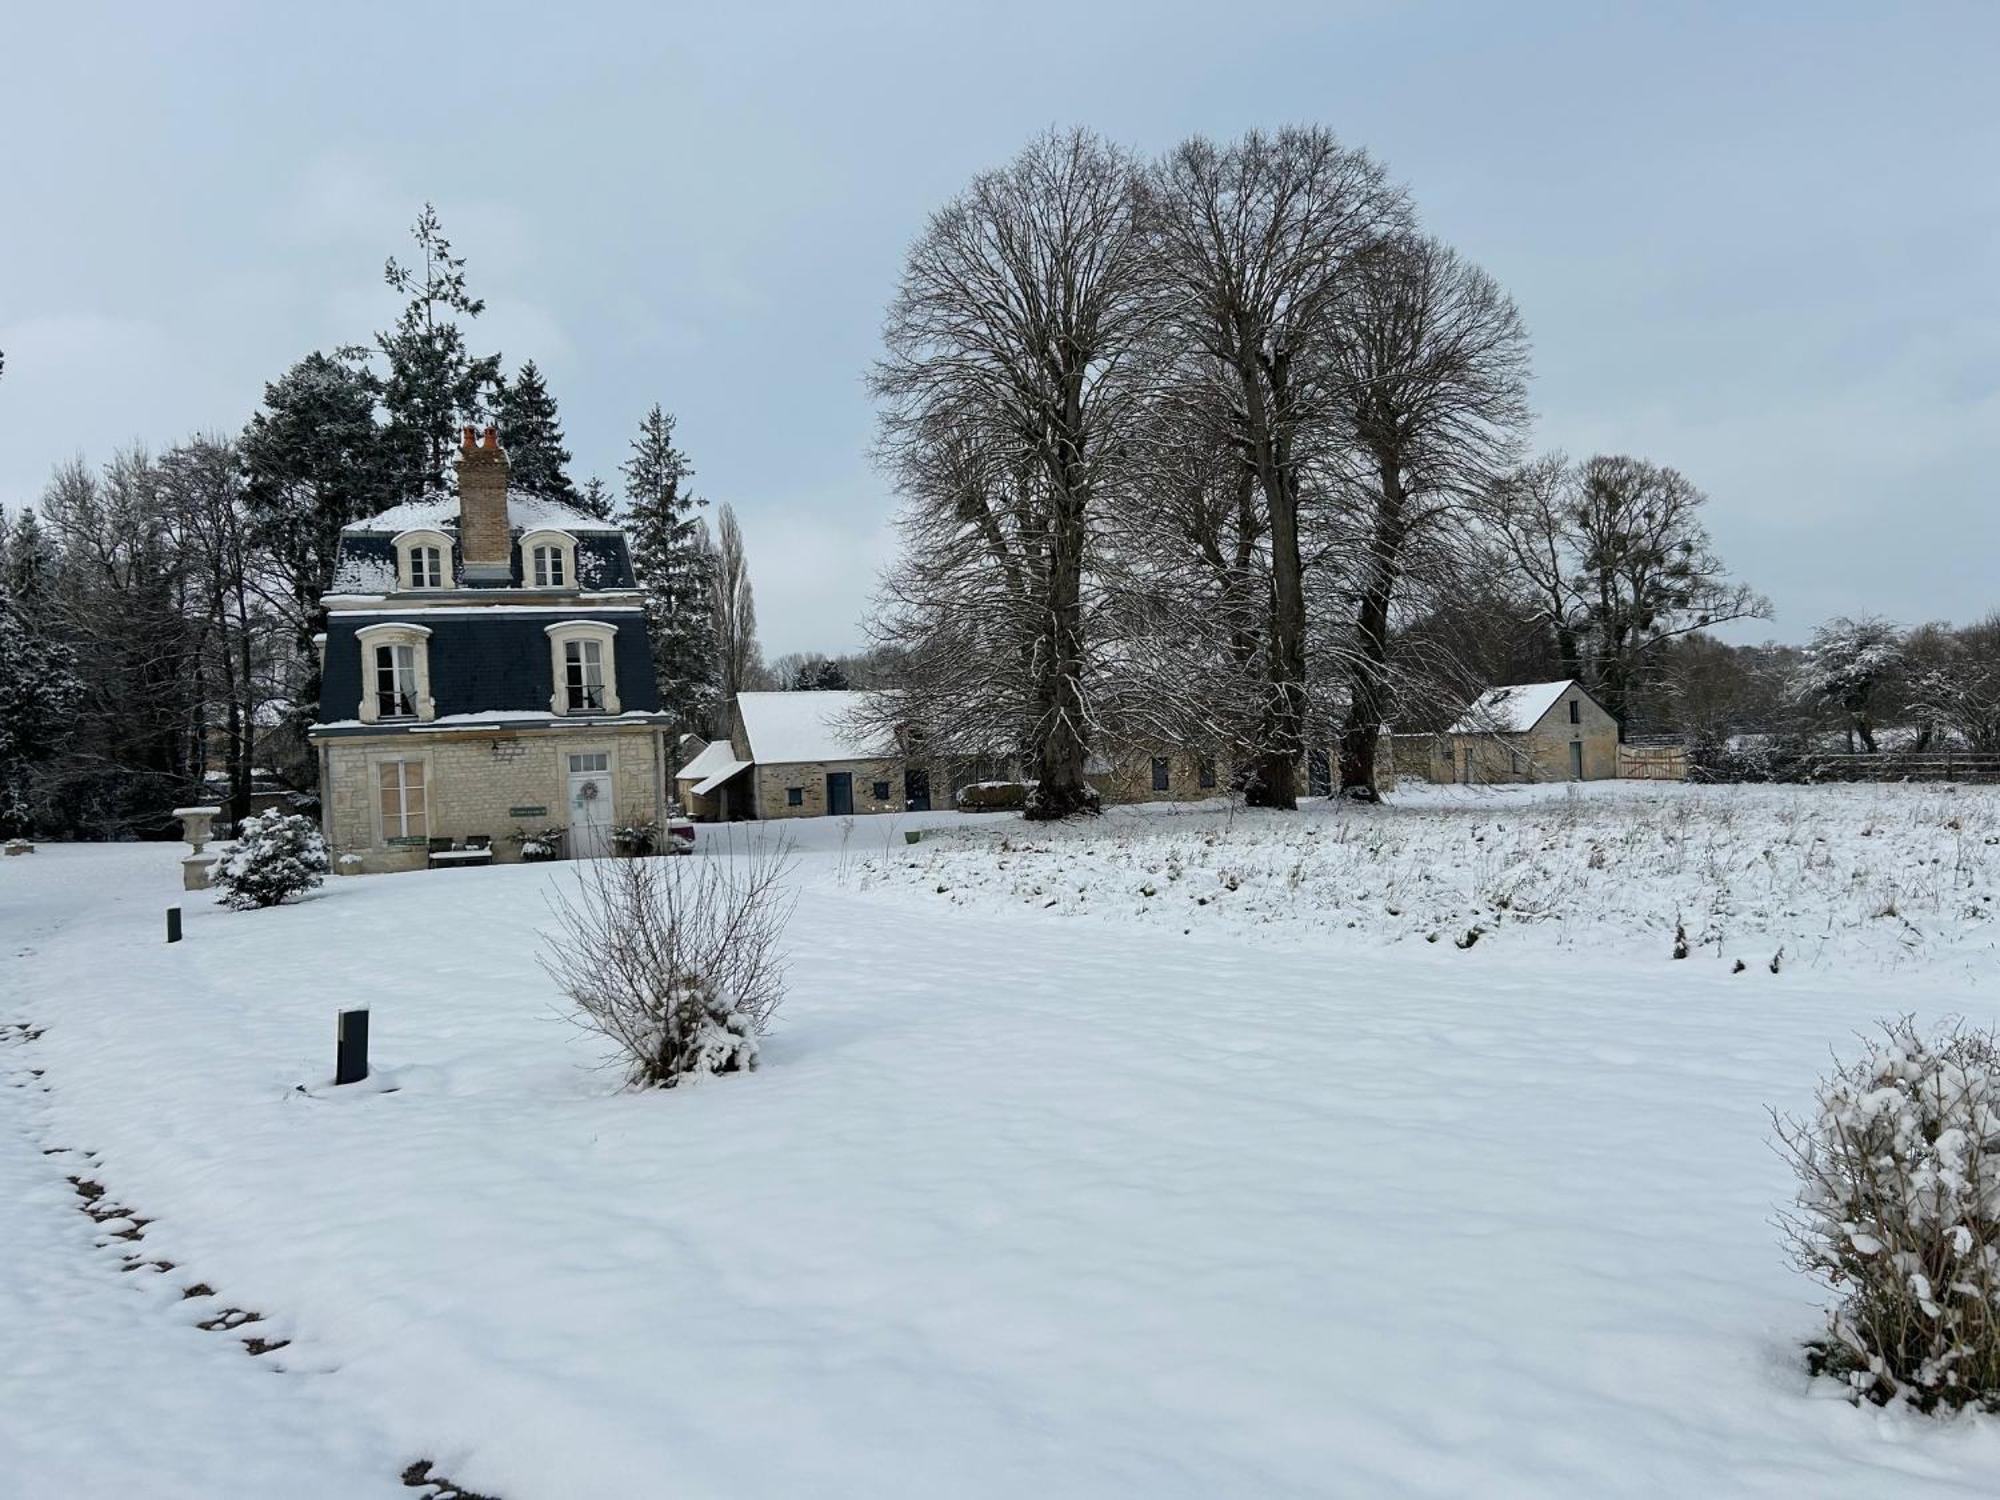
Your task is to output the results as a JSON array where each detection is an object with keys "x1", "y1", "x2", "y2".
[
  {"x1": 1446, "y1": 680, "x2": 1583, "y2": 735},
  {"x1": 328, "y1": 492, "x2": 638, "y2": 594},
  {"x1": 316, "y1": 609, "x2": 661, "y2": 727}
]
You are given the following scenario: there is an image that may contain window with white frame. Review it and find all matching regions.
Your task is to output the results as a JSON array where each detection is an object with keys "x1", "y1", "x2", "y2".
[
  {"x1": 375, "y1": 642, "x2": 420, "y2": 719},
  {"x1": 520, "y1": 529, "x2": 578, "y2": 592},
  {"x1": 564, "y1": 639, "x2": 605, "y2": 712},
  {"x1": 377, "y1": 760, "x2": 428, "y2": 841},
  {"x1": 355, "y1": 622, "x2": 434, "y2": 723},
  {"x1": 410, "y1": 545, "x2": 443, "y2": 589},
  {"x1": 544, "y1": 621, "x2": 620, "y2": 716},
  {"x1": 531, "y1": 544, "x2": 567, "y2": 588},
  {"x1": 393, "y1": 529, "x2": 452, "y2": 592}
]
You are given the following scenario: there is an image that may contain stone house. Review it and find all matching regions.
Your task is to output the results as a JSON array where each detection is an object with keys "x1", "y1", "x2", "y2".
[
  {"x1": 309, "y1": 426, "x2": 674, "y2": 872},
  {"x1": 1431, "y1": 679, "x2": 1619, "y2": 783},
  {"x1": 680, "y1": 691, "x2": 915, "y2": 819}
]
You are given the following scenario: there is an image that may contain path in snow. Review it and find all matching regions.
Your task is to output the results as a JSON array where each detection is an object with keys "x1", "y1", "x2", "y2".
[{"x1": 0, "y1": 846, "x2": 401, "y2": 1496}]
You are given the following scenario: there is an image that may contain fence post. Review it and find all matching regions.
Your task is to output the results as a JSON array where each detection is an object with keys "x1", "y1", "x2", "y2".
[{"x1": 166, "y1": 906, "x2": 182, "y2": 944}]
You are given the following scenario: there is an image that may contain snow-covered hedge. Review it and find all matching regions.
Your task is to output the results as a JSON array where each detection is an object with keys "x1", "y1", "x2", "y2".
[
  {"x1": 1776, "y1": 1016, "x2": 2000, "y2": 1411},
  {"x1": 957, "y1": 780, "x2": 1032, "y2": 812},
  {"x1": 212, "y1": 811, "x2": 330, "y2": 910}
]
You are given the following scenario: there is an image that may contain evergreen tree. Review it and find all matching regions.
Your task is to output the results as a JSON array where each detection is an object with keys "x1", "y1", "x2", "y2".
[
  {"x1": 4, "y1": 506, "x2": 57, "y2": 624},
  {"x1": 0, "y1": 567, "x2": 80, "y2": 837},
  {"x1": 575, "y1": 475, "x2": 617, "y2": 522},
  {"x1": 376, "y1": 204, "x2": 501, "y2": 494},
  {"x1": 619, "y1": 404, "x2": 717, "y2": 724},
  {"x1": 493, "y1": 360, "x2": 576, "y2": 502}
]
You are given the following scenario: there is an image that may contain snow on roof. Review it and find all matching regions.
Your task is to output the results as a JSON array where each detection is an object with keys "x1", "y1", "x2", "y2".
[
  {"x1": 675, "y1": 740, "x2": 741, "y2": 783},
  {"x1": 691, "y1": 760, "x2": 753, "y2": 797},
  {"x1": 1447, "y1": 680, "x2": 1578, "y2": 735},
  {"x1": 343, "y1": 491, "x2": 625, "y2": 536},
  {"x1": 734, "y1": 691, "x2": 894, "y2": 764}
]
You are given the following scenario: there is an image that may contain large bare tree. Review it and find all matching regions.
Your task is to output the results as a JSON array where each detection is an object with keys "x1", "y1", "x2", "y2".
[
  {"x1": 1142, "y1": 127, "x2": 1408, "y2": 807},
  {"x1": 1488, "y1": 454, "x2": 1768, "y2": 728},
  {"x1": 871, "y1": 129, "x2": 1152, "y2": 818},
  {"x1": 1326, "y1": 233, "x2": 1530, "y2": 796}
]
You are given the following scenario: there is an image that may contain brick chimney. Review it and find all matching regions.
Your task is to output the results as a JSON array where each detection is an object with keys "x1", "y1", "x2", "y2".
[{"x1": 456, "y1": 424, "x2": 512, "y2": 584}]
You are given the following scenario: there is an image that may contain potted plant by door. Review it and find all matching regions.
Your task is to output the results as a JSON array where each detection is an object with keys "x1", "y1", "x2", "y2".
[
  {"x1": 611, "y1": 820, "x2": 660, "y2": 858},
  {"x1": 511, "y1": 825, "x2": 568, "y2": 863}
]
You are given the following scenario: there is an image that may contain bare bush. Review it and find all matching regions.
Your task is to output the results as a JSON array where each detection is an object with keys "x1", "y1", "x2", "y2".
[
  {"x1": 1775, "y1": 1016, "x2": 2000, "y2": 1411},
  {"x1": 541, "y1": 841, "x2": 796, "y2": 1088}
]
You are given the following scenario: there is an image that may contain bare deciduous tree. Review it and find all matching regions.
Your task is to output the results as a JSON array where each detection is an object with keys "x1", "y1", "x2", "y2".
[
  {"x1": 709, "y1": 502, "x2": 766, "y2": 704},
  {"x1": 540, "y1": 841, "x2": 796, "y2": 1089},
  {"x1": 872, "y1": 129, "x2": 1153, "y2": 818},
  {"x1": 1142, "y1": 127, "x2": 1409, "y2": 807},
  {"x1": 1326, "y1": 234, "x2": 1530, "y2": 797}
]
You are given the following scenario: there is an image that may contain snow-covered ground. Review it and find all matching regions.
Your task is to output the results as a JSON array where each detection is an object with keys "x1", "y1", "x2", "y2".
[
  {"x1": 856, "y1": 780, "x2": 2000, "y2": 973},
  {"x1": 6, "y1": 782, "x2": 2000, "y2": 1496}
]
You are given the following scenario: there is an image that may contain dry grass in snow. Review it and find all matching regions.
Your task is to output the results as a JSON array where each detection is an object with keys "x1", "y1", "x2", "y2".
[{"x1": 853, "y1": 781, "x2": 2000, "y2": 972}]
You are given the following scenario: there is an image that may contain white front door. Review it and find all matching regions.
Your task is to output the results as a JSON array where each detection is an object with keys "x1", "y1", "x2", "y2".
[{"x1": 567, "y1": 752, "x2": 613, "y2": 859}]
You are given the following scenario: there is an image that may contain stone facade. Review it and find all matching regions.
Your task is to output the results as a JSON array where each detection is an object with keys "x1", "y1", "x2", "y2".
[
  {"x1": 1432, "y1": 686, "x2": 1619, "y2": 783},
  {"x1": 322, "y1": 724, "x2": 664, "y2": 873},
  {"x1": 749, "y1": 758, "x2": 905, "y2": 819}
]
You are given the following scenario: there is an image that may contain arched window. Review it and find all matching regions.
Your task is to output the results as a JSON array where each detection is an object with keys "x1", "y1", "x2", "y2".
[
  {"x1": 544, "y1": 621, "x2": 621, "y2": 716},
  {"x1": 520, "y1": 529, "x2": 579, "y2": 591},
  {"x1": 392, "y1": 529, "x2": 453, "y2": 591},
  {"x1": 355, "y1": 622, "x2": 435, "y2": 723}
]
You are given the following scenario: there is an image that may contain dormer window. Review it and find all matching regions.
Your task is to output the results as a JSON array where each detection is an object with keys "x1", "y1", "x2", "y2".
[
  {"x1": 355, "y1": 622, "x2": 435, "y2": 724},
  {"x1": 545, "y1": 621, "x2": 621, "y2": 716},
  {"x1": 393, "y1": 528, "x2": 453, "y2": 592},
  {"x1": 520, "y1": 528, "x2": 578, "y2": 592}
]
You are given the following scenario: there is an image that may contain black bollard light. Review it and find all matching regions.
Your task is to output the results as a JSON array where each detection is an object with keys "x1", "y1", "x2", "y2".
[
  {"x1": 334, "y1": 1008, "x2": 369, "y2": 1086},
  {"x1": 166, "y1": 906, "x2": 182, "y2": 944}
]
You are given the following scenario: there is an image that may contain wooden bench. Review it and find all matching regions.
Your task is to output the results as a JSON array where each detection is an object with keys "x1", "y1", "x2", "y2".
[{"x1": 427, "y1": 835, "x2": 494, "y2": 869}]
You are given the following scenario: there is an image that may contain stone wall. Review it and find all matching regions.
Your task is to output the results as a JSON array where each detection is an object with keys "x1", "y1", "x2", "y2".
[
  {"x1": 751, "y1": 759, "x2": 904, "y2": 819},
  {"x1": 1432, "y1": 688, "x2": 1620, "y2": 783},
  {"x1": 321, "y1": 724, "x2": 663, "y2": 873}
]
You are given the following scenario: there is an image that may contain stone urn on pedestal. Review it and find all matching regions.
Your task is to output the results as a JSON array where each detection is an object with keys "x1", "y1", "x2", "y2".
[{"x1": 173, "y1": 805, "x2": 222, "y2": 891}]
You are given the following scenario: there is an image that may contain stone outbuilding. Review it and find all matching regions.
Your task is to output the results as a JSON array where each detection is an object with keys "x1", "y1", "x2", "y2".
[
  {"x1": 309, "y1": 426, "x2": 674, "y2": 872},
  {"x1": 1431, "y1": 679, "x2": 1619, "y2": 783}
]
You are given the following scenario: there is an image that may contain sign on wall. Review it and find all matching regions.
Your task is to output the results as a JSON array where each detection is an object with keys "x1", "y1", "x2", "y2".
[{"x1": 508, "y1": 805, "x2": 549, "y2": 818}]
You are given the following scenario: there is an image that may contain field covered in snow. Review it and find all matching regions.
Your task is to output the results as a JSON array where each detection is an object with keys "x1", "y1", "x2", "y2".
[
  {"x1": 857, "y1": 781, "x2": 2000, "y2": 974},
  {"x1": 7, "y1": 782, "x2": 2000, "y2": 1496}
]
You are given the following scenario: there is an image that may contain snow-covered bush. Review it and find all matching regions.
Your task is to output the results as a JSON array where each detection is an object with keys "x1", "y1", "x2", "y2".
[
  {"x1": 540, "y1": 841, "x2": 795, "y2": 1088},
  {"x1": 957, "y1": 780, "x2": 1031, "y2": 812},
  {"x1": 1775, "y1": 1016, "x2": 2000, "y2": 1411},
  {"x1": 212, "y1": 811, "x2": 330, "y2": 910}
]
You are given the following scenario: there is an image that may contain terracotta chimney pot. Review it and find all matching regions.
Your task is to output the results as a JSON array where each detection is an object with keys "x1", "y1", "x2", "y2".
[{"x1": 461, "y1": 424, "x2": 478, "y2": 451}]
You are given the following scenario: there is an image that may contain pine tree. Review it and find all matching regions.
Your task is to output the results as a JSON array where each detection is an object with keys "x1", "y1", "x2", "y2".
[
  {"x1": 376, "y1": 204, "x2": 501, "y2": 494},
  {"x1": 494, "y1": 360, "x2": 577, "y2": 502},
  {"x1": 0, "y1": 570, "x2": 80, "y2": 837},
  {"x1": 575, "y1": 475, "x2": 616, "y2": 522},
  {"x1": 619, "y1": 404, "x2": 717, "y2": 724},
  {"x1": 4, "y1": 506, "x2": 57, "y2": 624}
]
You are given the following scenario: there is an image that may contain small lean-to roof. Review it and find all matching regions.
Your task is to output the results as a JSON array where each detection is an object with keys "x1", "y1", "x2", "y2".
[
  {"x1": 734, "y1": 691, "x2": 893, "y2": 765},
  {"x1": 691, "y1": 760, "x2": 753, "y2": 797},
  {"x1": 676, "y1": 740, "x2": 741, "y2": 784},
  {"x1": 1447, "y1": 680, "x2": 1579, "y2": 736}
]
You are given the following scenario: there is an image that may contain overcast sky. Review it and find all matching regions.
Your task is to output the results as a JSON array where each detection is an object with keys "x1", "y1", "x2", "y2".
[{"x1": 3, "y1": 1, "x2": 1995, "y2": 656}]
